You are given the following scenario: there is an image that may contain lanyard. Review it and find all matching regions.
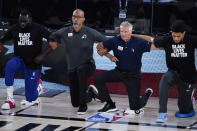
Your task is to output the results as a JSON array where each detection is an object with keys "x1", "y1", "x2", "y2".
[{"x1": 119, "y1": 0, "x2": 128, "y2": 9}]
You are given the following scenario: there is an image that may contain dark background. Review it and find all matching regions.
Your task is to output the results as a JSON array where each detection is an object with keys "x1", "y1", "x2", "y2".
[
  {"x1": 0, "y1": 0, "x2": 197, "y2": 34},
  {"x1": 0, "y1": 0, "x2": 197, "y2": 85}
]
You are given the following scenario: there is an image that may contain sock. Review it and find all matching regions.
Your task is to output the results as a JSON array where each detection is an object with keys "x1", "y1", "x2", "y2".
[{"x1": 7, "y1": 86, "x2": 14, "y2": 99}]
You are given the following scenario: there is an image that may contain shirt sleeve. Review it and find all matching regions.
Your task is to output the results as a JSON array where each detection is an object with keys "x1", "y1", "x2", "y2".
[
  {"x1": 40, "y1": 25, "x2": 51, "y2": 40},
  {"x1": 190, "y1": 35, "x2": 197, "y2": 49},
  {"x1": 154, "y1": 36, "x2": 170, "y2": 48},
  {"x1": 102, "y1": 37, "x2": 115, "y2": 51},
  {"x1": 141, "y1": 40, "x2": 152, "y2": 53},
  {"x1": 90, "y1": 28, "x2": 107, "y2": 42},
  {"x1": 0, "y1": 26, "x2": 15, "y2": 44},
  {"x1": 50, "y1": 28, "x2": 66, "y2": 43}
]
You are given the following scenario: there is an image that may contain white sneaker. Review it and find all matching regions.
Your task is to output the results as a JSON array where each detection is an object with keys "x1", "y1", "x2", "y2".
[
  {"x1": 124, "y1": 108, "x2": 144, "y2": 115},
  {"x1": 1, "y1": 97, "x2": 15, "y2": 110},
  {"x1": 20, "y1": 99, "x2": 39, "y2": 106}
]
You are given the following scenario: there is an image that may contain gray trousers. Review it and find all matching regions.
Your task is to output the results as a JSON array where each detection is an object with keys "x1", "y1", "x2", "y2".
[{"x1": 159, "y1": 69, "x2": 196, "y2": 113}]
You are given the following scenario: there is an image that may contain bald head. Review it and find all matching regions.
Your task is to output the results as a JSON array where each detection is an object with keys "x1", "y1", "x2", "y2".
[
  {"x1": 73, "y1": 9, "x2": 85, "y2": 18},
  {"x1": 72, "y1": 9, "x2": 85, "y2": 32}
]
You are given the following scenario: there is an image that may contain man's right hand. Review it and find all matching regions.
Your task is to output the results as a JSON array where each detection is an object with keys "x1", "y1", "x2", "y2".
[
  {"x1": 0, "y1": 44, "x2": 6, "y2": 53},
  {"x1": 48, "y1": 41, "x2": 59, "y2": 50},
  {"x1": 110, "y1": 56, "x2": 119, "y2": 62},
  {"x1": 48, "y1": 34, "x2": 61, "y2": 50},
  {"x1": 96, "y1": 42, "x2": 108, "y2": 56},
  {"x1": 96, "y1": 42, "x2": 104, "y2": 50}
]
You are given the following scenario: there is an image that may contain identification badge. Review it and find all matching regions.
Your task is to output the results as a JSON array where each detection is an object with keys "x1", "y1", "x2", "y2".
[
  {"x1": 119, "y1": 9, "x2": 127, "y2": 19},
  {"x1": 118, "y1": 46, "x2": 123, "y2": 51},
  {"x1": 68, "y1": 33, "x2": 73, "y2": 37}
]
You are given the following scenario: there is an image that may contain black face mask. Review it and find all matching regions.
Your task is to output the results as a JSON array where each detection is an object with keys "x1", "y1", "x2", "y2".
[{"x1": 19, "y1": 14, "x2": 31, "y2": 28}]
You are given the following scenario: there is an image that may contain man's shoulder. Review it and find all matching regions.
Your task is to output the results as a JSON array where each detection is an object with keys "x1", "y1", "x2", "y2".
[
  {"x1": 105, "y1": 36, "x2": 119, "y2": 43},
  {"x1": 55, "y1": 26, "x2": 71, "y2": 33},
  {"x1": 83, "y1": 25, "x2": 99, "y2": 33},
  {"x1": 155, "y1": 35, "x2": 172, "y2": 42},
  {"x1": 184, "y1": 34, "x2": 197, "y2": 44},
  {"x1": 82, "y1": 25, "x2": 91, "y2": 30},
  {"x1": 8, "y1": 24, "x2": 18, "y2": 30},
  {"x1": 131, "y1": 36, "x2": 148, "y2": 43},
  {"x1": 185, "y1": 34, "x2": 196, "y2": 40},
  {"x1": 31, "y1": 22, "x2": 49, "y2": 30}
]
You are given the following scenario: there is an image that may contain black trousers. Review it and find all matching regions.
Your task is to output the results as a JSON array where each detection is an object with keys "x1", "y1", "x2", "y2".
[
  {"x1": 94, "y1": 69, "x2": 149, "y2": 110},
  {"x1": 159, "y1": 69, "x2": 196, "y2": 113},
  {"x1": 68, "y1": 62, "x2": 95, "y2": 107}
]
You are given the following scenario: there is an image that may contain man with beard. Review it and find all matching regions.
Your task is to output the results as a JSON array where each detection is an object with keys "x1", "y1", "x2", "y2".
[{"x1": 49, "y1": 9, "x2": 107, "y2": 115}]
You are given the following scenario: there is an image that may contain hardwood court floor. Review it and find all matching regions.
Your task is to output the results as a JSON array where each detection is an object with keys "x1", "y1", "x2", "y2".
[{"x1": 0, "y1": 88, "x2": 197, "y2": 131}]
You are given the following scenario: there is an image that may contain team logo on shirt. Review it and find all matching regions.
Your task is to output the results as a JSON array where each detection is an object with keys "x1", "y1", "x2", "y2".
[
  {"x1": 118, "y1": 46, "x2": 123, "y2": 51},
  {"x1": 68, "y1": 33, "x2": 73, "y2": 37},
  {"x1": 171, "y1": 44, "x2": 187, "y2": 57},
  {"x1": 81, "y1": 34, "x2": 87, "y2": 39},
  {"x1": 131, "y1": 48, "x2": 135, "y2": 52},
  {"x1": 18, "y1": 33, "x2": 32, "y2": 46}
]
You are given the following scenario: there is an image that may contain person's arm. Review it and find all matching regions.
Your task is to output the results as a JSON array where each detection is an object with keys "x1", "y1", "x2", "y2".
[
  {"x1": 0, "y1": 44, "x2": 8, "y2": 54},
  {"x1": 96, "y1": 42, "x2": 119, "y2": 62},
  {"x1": 0, "y1": 26, "x2": 14, "y2": 52},
  {"x1": 34, "y1": 26, "x2": 61, "y2": 64},
  {"x1": 191, "y1": 35, "x2": 197, "y2": 49},
  {"x1": 132, "y1": 34, "x2": 153, "y2": 42},
  {"x1": 90, "y1": 28, "x2": 107, "y2": 42},
  {"x1": 48, "y1": 33, "x2": 61, "y2": 50},
  {"x1": 132, "y1": 34, "x2": 163, "y2": 50},
  {"x1": 105, "y1": 53, "x2": 119, "y2": 62}
]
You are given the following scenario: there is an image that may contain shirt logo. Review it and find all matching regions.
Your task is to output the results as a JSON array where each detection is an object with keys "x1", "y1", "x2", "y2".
[
  {"x1": 171, "y1": 44, "x2": 187, "y2": 57},
  {"x1": 68, "y1": 33, "x2": 73, "y2": 37},
  {"x1": 31, "y1": 72, "x2": 35, "y2": 80},
  {"x1": 131, "y1": 48, "x2": 135, "y2": 52},
  {"x1": 118, "y1": 46, "x2": 123, "y2": 51},
  {"x1": 18, "y1": 33, "x2": 32, "y2": 46},
  {"x1": 81, "y1": 34, "x2": 87, "y2": 39}
]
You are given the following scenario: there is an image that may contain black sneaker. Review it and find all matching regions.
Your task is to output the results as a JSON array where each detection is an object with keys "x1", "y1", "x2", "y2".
[
  {"x1": 98, "y1": 102, "x2": 117, "y2": 112},
  {"x1": 77, "y1": 104, "x2": 87, "y2": 115},
  {"x1": 144, "y1": 88, "x2": 153, "y2": 98},
  {"x1": 87, "y1": 85, "x2": 99, "y2": 100}
]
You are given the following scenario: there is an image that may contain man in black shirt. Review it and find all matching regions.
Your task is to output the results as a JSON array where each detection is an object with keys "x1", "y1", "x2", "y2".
[
  {"x1": 134, "y1": 20, "x2": 197, "y2": 123},
  {"x1": 0, "y1": 9, "x2": 52, "y2": 110},
  {"x1": 49, "y1": 9, "x2": 107, "y2": 115}
]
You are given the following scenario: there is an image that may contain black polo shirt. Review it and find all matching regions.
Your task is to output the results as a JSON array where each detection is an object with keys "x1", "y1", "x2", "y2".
[{"x1": 54, "y1": 25, "x2": 107, "y2": 71}]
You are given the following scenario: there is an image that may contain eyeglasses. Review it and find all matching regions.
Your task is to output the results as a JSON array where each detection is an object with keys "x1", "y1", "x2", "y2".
[{"x1": 72, "y1": 15, "x2": 84, "y2": 19}]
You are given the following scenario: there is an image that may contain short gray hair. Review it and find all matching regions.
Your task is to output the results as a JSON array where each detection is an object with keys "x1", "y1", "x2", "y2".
[{"x1": 120, "y1": 21, "x2": 133, "y2": 31}]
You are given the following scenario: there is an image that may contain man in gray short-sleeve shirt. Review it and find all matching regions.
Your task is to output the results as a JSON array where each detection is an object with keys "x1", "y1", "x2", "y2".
[{"x1": 49, "y1": 9, "x2": 107, "y2": 115}]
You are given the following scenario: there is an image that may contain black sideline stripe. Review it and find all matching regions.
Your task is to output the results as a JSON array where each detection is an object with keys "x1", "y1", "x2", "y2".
[
  {"x1": 0, "y1": 121, "x2": 11, "y2": 128},
  {"x1": 15, "y1": 123, "x2": 41, "y2": 131},
  {"x1": 60, "y1": 126, "x2": 81, "y2": 131},
  {"x1": 79, "y1": 128, "x2": 113, "y2": 131},
  {"x1": 1, "y1": 113, "x2": 197, "y2": 130},
  {"x1": 41, "y1": 124, "x2": 60, "y2": 131}
]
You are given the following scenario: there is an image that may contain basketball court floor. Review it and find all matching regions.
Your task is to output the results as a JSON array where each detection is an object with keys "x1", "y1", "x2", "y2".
[{"x1": 0, "y1": 86, "x2": 197, "y2": 131}]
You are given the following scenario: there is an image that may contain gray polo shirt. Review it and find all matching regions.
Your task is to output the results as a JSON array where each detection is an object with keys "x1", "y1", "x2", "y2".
[{"x1": 54, "y1": 25, "x2": 107, "y2": 71}]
